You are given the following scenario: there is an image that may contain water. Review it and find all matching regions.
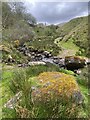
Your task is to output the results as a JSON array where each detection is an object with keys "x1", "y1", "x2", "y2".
[{"x1": 42, "y1": 58, "x2": 54, "y2": 64}]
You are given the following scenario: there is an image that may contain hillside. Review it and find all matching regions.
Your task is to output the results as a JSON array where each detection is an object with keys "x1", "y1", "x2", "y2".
[
  {"x1": 1, "y1": 15, "x2": 89, "y2": 65},
  {"x1": 1, "y1": 16, "x2": 88, "y2": 64},
  {"x1": 1, "y1": 3, "x2": 89, "y2": 119},
  {"x1": 56, "y1": 16, "x2": 87, "y2": 37},
  {"x1": 55, "y1": 16, "x2": 88, "y2": 57},
  {"x1": 25, "y1": 16, "x2": 88, "y2": 58}
]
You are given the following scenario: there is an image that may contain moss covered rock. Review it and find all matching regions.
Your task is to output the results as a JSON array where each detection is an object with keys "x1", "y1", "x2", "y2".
[
  {"x1": 32, "y1": 72, "x2": 83, "y2": 104},
  {"x1": 65, "y1": 56, "x2": 86, "y2": 70}
]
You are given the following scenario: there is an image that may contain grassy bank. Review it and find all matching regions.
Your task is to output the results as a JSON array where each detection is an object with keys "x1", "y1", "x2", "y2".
[{"x1": 1, "y1": 64, "x2": 89, "y2": 118}]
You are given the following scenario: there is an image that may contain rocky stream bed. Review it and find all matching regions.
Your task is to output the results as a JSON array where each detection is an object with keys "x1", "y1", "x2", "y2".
[{"x1": 2, "y1": 44, "x2": 90, "y2": 72}]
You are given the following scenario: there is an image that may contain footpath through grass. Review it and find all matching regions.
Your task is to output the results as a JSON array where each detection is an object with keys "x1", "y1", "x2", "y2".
[{"x1": 54, "y1": 38, "x2": 79, "y2": 57}]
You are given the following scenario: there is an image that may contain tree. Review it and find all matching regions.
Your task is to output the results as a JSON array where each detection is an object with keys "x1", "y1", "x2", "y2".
[
  {"x1": 2, "y1": 20, "x2": 35, "y2": 45},
  {"x1": 2, "y1": 2, "x2": 13, "y2": 29},
  {"x1": 2, "y1": 2, "x2": 37, "y2": 45},
  {"x1": 23, "y1": 13, "x2": 36, "y2": 25},
  {"x1": 9, "y1": 2, "x2": 26, "y2": 21},
  {"x1": 9, "y1": 2, "x2": 36, "y2": 25}
]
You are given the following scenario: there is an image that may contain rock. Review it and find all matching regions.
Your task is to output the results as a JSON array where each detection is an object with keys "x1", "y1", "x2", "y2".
[
  {"x1": 32, "y1": 72, "x2": 83, "y2": 104},
  {"x1": 34, "y1": 54, "x2": 42, "y2": 61},
  {"x1": 65, "y1": 56, "x2": 86, "y2": 70},
  {"x1": 31, "y1": 49, "x2": 39, "y2": 53},
  {"x1": 4, "y1": 91, "x2": 22, "y2": 109},
  {"x1": 35, "y1": 54, "x2": 42, "y2": 57},
  {"x1": 25, "y1": 53, "x2": 31, "y2": 57},
  {"x1": 8, "y1": 55, "x2": 12, "y2": 59},
  {"x1": 18, "y1": 64, "x2": 22, "y2": 67},
  {"x1": 31, "y1": 52, "x2": 35, "y2": 56},
  {"x1": 86, "y1": 58, "x2": 90, "y2": 65},
  {"x1": 74, "y1": 69, "x2": 81, "y2": 75},
  {"x1": 53, "y1": 57, "x2": 65, "y2": 67},
  {"x1": 42, "y1": 58, "x2": 54, "y2": 64},
  {"x1": 31, "y1": 56, "x2": 35, "y2": 60},
  {"x1": 38, "y1": 50, "x2": 44, "y2": 54},
  {"x1": 28, "y1": 61, "x2": 46, "y2": 66},
  {"x1": 43, "y1": 51, "x2": 52, "y2": 58},
  {"x1": 72, "y1": 91, "x2": 84, "y2": 104},
  {"x1": 7, "y1": 55, "x2": 15, "y2": 63},
  {"x1": 35, "y1": 57, "x2": 42, "y2": 61},
  {"x1": 53, "y1": 58, "x2": 59, "y2": 64},
  {"x1": 18, "y1": 63, "x2": 28, "y2": 67}
]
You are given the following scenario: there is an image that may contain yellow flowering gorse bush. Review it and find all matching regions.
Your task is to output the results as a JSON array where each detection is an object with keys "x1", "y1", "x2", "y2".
[{"x1": 14, "y1": 40, "x2": 20, "y2": 47}]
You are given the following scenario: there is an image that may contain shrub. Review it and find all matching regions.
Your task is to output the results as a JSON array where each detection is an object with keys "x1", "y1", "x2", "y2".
[
  {"x1": 28, "y1": 36, "x2": 61, "y2": 56},
  {"x1": 14, "y1": 40, "x2": 20, "y2": 47},
  {"x1": 76, "y1": 48, "x2": 86, "y2": 56},
  {"x1": 76, "y1": 67, "x2": 88, "y2": 86},
  {"x1": 2, "y1": 20, "x2": 35, "y2": 45}
]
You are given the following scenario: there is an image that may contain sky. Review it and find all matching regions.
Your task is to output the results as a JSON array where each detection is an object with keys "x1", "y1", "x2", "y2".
[{"x1": 24, "y1": 1, "x2": 88, "y2": 24}]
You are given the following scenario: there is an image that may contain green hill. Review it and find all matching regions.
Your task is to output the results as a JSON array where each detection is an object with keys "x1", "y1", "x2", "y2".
[
  {"x1": 1, "y1": 10, "x2": 88, "y2": 63},
  {"x1": 55, "y1": 16, "x2": 88, "y2": 57}
]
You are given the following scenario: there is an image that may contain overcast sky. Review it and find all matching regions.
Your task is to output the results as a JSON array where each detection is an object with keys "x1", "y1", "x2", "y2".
[{"x1": 24, "y1": 1, "x2": 88, "y2": 24}]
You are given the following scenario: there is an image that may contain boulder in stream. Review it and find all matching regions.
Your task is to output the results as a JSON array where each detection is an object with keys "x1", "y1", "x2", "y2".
[{"x1": 65, "y1": 56, "x2": 86, "y2": 70}]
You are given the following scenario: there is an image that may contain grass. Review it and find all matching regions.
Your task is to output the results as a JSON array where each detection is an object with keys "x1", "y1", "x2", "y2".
[
  {"x1": 55, "y1": 37, "x2": 79, "y2": 50},
  {"x1": 1, "y1": 64, "x2": 89, "y2": 118},
  {"x1": 2, "y1": 108, "x2": 16, "y2": 118},
  {"x1": 54, "y1": 38, "x2": 79, "y2": 57},
  {"x1": 78, "y1": 85, "x2": 89, "y2": 118},
  {"x1": 75, "y1": 67, "x2": 89, "y2": 118},
  {"x1": 0, "y1": 70, "x2": 14, "y2": 106},
  {"x1": 60, "y1": 40, "x2": 79, "y2": 50},
  {"x1": 0, "y1": 69, "x2": 14, "y2": 119},
  {"x1": 27, "y1": 36, "x2": 61, "y2": 56},
  {"x1": 56, "y1": 16, "x2": 88, "y2": 57},
  {"x1": 79, "y1": 85, "x2": 88, "y2": 101},
  {"x1": 1, "y1": 64, "x2": 60, "y2": 104}
]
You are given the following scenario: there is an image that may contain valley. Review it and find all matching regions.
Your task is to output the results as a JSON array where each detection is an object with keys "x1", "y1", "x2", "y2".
[{"x1": 1, "y1": 2, "x2": 89, "y2": 119}]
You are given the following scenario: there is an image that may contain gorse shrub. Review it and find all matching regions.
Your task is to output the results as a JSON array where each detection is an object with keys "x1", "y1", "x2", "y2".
[{"x1": 14, "y1": 40, "x2": 20, "y2": 47}]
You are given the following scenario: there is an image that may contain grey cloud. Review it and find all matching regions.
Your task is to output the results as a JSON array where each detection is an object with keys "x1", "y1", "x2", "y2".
[{"x1": 24, "y1": 2, "x2": 88, "y2": 24}]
